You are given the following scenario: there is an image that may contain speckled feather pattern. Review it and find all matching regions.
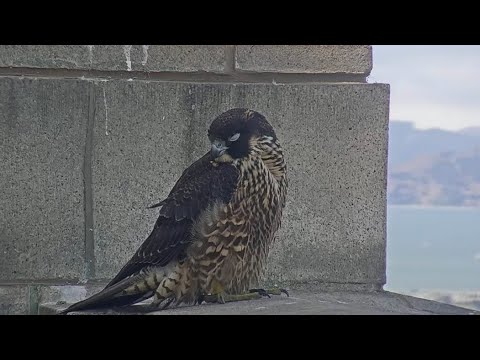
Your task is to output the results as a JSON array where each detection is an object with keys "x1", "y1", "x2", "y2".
[{"x1": 151, "y1": 136, "x2": 287, "y2": 307}]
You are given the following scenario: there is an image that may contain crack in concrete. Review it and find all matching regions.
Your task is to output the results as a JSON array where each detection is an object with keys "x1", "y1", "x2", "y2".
[{"x1": 83, "y1": 82, "x2": 96, "y2": 280}]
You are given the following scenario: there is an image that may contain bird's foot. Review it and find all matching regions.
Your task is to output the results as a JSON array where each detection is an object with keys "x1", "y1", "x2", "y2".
[
  {"x1": 150, "y1": 295, "x2": 177, "y2": 311},
  {"x1": 249, "y1": 287, "x2": 289, "y2": 297},
  {"x1": 201, "y1": 291, "x2": 263, "y2": 304},
  {"x1": 199, "y1": 287, "x2": 289, "y2": 304},
  {"x1": 199, "y1": 279, "x2": 242, "y2": 304}
]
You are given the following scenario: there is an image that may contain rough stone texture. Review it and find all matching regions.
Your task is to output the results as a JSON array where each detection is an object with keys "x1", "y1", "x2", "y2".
[
  {"x1": 0, "y1": 286, "x2": 29, "y2": 315},
  {"x1": 92, "y1": 81, "x2": 194, "y2": 279},
  {"x1": 92, "y1": 82, "x2": 389, "y2": 287},
  {"x1": 40, "y1": 290, "x2": 480, "y2": 315},
  {"x1": 88, "y1": 46, "x2": 133, "y2": 72},
  {"x1": 37, "y1": 284, "x2": 105, "y2": 307},
  {"x1": 236, "y1": 45, "x2": 372, "y2": 75},
  {"x1": 89, "y1": 46, "x2": 226, "y2": 73},
  {"x1": 130, "y1": 45, "x2": 226, "y2": 73},
  {"x1": 0, "y1": 284, "x2": 108, "y2": 315},
  {"x1": 0, "y1": 45, "x2": 92, "y2": 69},
  {"x1": 0, "y1": 45, "x2": 226, "y2": 73},
  {"x1": 0, "y1": 77, "x2": 87, "y2": 281}
]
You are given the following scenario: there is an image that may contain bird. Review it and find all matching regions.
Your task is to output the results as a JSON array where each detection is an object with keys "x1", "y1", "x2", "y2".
[{"x1": 60, "y1": 108, "x2": 288, "y2": 314}]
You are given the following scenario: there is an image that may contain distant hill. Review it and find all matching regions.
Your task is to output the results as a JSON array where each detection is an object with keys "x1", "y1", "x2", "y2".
[
  {"x1": 388, "y1": 121, "x2": 480, "y2": 169},
  {"x1": 458, "y1": 127, "x2": 480, "y2": 137},
  {"x1": 387, "y1": 122, "x2": 480, "y2": 206}
]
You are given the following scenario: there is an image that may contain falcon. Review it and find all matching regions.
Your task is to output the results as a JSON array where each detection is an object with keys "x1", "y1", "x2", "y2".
[{"x1": 61, "y1": 108, "x2": 287, "y2": 313}]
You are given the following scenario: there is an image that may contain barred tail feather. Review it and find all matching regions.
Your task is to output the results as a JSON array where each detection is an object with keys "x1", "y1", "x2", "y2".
[{"x1": 59, "y1": 273, "x2": 155, "y2": 314}]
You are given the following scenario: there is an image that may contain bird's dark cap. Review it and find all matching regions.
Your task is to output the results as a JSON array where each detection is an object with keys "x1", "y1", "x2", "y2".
[{"x1": 208, "y1": 108, "x2": 277, "y2": 142}]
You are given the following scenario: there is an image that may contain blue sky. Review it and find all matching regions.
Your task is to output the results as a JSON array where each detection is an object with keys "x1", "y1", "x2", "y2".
[{"x1": 368, "y1": 45, "x2": 480, "y2": 131}]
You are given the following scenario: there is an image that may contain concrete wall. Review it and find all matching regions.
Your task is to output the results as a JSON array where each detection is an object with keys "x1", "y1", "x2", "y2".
[{"x1": 0, "y1": 45, "x2": 389, "y2": 314}]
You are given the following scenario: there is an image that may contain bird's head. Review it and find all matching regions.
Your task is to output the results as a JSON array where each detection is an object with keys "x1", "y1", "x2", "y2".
[{"x1": 208, "y1": 108, "x2": 277, "y2": 162}]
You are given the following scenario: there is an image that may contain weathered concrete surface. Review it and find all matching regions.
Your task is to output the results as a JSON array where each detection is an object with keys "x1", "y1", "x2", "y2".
[
  {"x1": 0, "y1": 45, "x2": 371, "y2": 75},
  {"x1": 129, "y1": 46, "x2": 226, "y2": 73},
  {"x1": 92, "y1": 82, "x2": 194, "y2": 279},
  {"x1": 90, "y1": 46, "x2": 226, "y2": 73},
  {"x1": 0, "y1": 46, "x2": 226, "y2": 73},
  {"x1": 0, "y1": 286, "x2": 29, "y2": 314},
  {"x1": 37, "y1": 284, "x2": 105, "y2": 305},
  {"x1": 0, "y1": 46, "x2": 92, "y2": 70},
  {"x1": 236, "y1": 46, "x2": 372, "y2": 75},
  {"x1": 39, "y1": 290, "x2": 479, "y2": 315},
  {"x1": 91, "y1": 82, "x2": 389, "y2": 288},
  {"x1": 0, "y1": 284, "x2": 107, "y2": 315},
  {"x1": 0, "y1": 77, "x2": 88, "y2": 281}
]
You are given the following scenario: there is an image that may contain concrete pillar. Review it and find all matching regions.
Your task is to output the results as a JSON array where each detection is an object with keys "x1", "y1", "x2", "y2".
[{"x1": 0, "y1": 45, "x2": 389, "y2": 313}]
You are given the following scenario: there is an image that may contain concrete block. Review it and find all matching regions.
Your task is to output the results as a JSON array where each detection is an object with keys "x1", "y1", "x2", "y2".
[
  {"x1": 91, "y1": 45, "x2": 226, "y2": 72},
  {"x1": 90, "y1": 45, "x2": 225, "y2": 73},
  {"x1": 0, "y1": 285, "x2": 28, "y2": 314},
  {"x1": 0, "y1": 77, "x2": 87, "y2": 281},
  {"x1": 236, "y1": 45, "x2": 372, "y2": 75},
  {"x1": 88, "y1": 45, "x2": 133, "y2": 71},
  {"x1": 92, "y1": 81, "x2": 389, "y2": 287},
  {"x1": 0, "y1": 45, "x2": 226, "y2": 73},
  {"x1": 130, "y1": 45, "x2": 226, "y2": 73},
  {"x1": 0, "y1": 45, "x2": 92, "y2": 69}
]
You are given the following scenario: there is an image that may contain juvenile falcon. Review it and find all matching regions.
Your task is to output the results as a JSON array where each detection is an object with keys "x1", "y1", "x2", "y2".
[{"x1": 61, "y1": 108, "x2": 287, "y2": 313}]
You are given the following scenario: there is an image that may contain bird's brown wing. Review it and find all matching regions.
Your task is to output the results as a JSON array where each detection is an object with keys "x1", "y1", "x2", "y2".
[{"x1": 105, "y1": 152, "x2": 239, "y2": 288}]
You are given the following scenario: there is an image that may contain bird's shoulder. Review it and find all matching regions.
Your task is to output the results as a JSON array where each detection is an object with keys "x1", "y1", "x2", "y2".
[{"x1": 153, "y1": 152, "x2": 240, "y2": 221}]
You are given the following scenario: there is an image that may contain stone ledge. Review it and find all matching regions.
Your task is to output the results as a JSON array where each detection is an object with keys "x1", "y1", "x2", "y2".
[
  {"x1": 0, "y1": 46, "x2": 226, "y2": 73},
  {"x1": 0, "y1": 46, "x2": 372, "y2": 77},
  {"x1": 235, "y1": 46, "x2": 372, "y2": 75},
  {"x1": 39, "y1": 290, "x2": 479, "y2": 315}
]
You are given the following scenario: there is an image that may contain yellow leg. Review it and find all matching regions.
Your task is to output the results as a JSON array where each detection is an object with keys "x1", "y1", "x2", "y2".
[
  {"x1": 202, "y1": 292, "x2": 263, "y2": 304},
  {"x1": 249, "y1": 287, "x2": 289, "y2": 297},
  {"x1": 200, "y1": 282, "x2": 289, "y2": 304}
]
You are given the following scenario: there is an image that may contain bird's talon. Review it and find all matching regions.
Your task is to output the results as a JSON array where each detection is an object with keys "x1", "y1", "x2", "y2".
[
  {"x1": 217, "y1": 293, "x2": 226, "y2": 304},
  {"x1": 249, "y1": 287, "x2": 289, "y2": 297},
  {"x1": 195, "y1": 294, "x2": 205, "y2": 305},
  {"x1": 160, "y1": 297, "x2": 175, "y2": 310},
  {"x1": 249, "y1": 288, "x2": 267, "y2": 297}
]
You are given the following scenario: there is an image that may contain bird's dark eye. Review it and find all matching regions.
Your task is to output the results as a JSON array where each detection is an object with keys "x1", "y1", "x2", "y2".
[{"x1": 228, "y1": 133, "x2": 240, "y2": 142}]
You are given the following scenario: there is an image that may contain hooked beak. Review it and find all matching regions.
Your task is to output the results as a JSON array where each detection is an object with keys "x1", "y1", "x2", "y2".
[{"x1": 211, "y1": 139, "x2": 228, "y2": 158}]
